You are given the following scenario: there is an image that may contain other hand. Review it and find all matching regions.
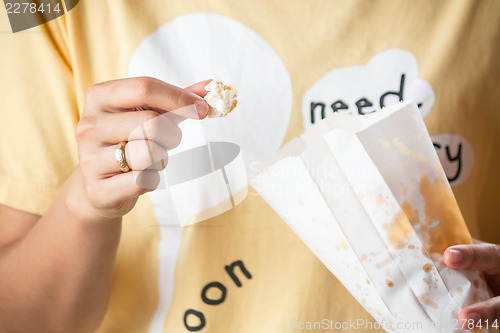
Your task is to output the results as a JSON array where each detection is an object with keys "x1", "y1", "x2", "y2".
[{"x1": 444, "y1": 242, "x2": 500, "y2": 325}]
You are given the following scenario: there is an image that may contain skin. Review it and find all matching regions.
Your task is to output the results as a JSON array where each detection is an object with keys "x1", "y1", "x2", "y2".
[
  {"x1": 0, "y1": 77, "x2": 211, "y2": 333},
  {"x1": 0, "y1": 76, "x2": 497, "y2": 331},
  {"x1": 444, "y1": 243, "x2": 500, "y2": 327}
]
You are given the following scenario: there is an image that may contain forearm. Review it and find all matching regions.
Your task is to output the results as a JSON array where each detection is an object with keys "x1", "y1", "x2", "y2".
[
  {"x1": 0, "y1": 169, "x2": 122, "y2": 333},
  {"x1": 0, "y1": 78, "x2": 208, "y2": 333}
]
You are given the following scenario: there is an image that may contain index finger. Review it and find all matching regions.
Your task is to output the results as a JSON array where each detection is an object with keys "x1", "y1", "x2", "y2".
[
  {"x1": 155, "y1": 79, "x2": 214, "y2": 124},
  {"x1": 86, "y1": 77, "x2": 209, "y2": 119}
]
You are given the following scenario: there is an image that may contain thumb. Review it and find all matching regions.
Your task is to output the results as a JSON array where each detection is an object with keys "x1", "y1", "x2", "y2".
[
  {"x1": 444, "y1": 244, "x2": 500, "y2": 275},
  {"x1": 162, "y1": 80, "x2": 213, "y2": 124},
  {"x1": 185, "y1": 79, "x2": 213, "y2": 98}
]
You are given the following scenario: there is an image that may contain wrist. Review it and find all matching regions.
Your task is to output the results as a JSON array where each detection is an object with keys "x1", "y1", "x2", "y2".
[{"x1": 63, "y1": 167, "x2": 122, "y2": 225}]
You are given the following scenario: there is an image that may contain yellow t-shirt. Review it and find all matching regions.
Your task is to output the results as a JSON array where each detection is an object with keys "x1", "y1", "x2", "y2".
[{"x1": 1, "y1": 1, "x2": 499, "y2": 332}]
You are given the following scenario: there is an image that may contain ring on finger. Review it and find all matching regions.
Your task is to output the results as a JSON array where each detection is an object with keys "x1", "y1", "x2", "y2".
[{"x1": 115, "y1": 141, "x2": 131, "y2": 172}]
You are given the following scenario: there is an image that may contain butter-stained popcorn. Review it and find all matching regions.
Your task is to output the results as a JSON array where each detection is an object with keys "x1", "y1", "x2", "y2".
[{"x1": 204, "y1": 80, "x2": 238, "y2": 118}]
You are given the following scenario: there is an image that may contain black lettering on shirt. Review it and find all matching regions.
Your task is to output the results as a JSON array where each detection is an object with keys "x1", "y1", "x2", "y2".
[
  {"x1": 201, "y1": 282, "x2": 227, "y2": 305},
  {"x1": 445, "y1": 143, "x2": 462, "y2": 182},
  {"x1": 380, "y1": 73, "x2": 405, "y2": 108},
  {"x1": 433, "y1": 141, "x2": 463, "y2": 184},
  {"x1": 225, "y1": 260, "x2": 252, "y2": 287},
  {"x1": 356, "y1": 97, "x2": 374, "y2": 115},
  {"x1": 184, "y1": 259, "x2": 252, "y2": 331},
  {"x1": 310, "y1": 102, "x2": 326, "y2": 124},
  {"x1": 184, "y1": 309, "x2": 206, "y2": 332},
  {"x1": 307, "y1": 73, "x2": 415, "y2": 124},
  {"x1": 331, "y1": 100, "x2": 349, "y2": 112}
]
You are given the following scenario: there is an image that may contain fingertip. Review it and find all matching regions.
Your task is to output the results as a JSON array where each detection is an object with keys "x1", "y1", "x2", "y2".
[
  {"x1": 164, "y1": 101, "x2": 207, "y2": 123},
  {"x1": 185, "y1": 79, "x2": 213, "y2": 97},
  {"x1": 459, "y1": 307, "x2": 482, "y2": 324},
  {"x1": 197, "y1": 79, "x2": 214, "y2": 87},
  {"x1": 194, "y1": 100, "x2": 209, "y2": 119},
  {"x1": 199, "y1": 78, "x2": 214, "y2": 85},
  {"x1": 134, "y1": 169, "x2": 160, "y2": 191},
  {"x1": 444, "y1": 247, "x2": 464, "y2": 267},
  {"x1": 458, "y1": 305, "x2": 470, "y2": 319}
]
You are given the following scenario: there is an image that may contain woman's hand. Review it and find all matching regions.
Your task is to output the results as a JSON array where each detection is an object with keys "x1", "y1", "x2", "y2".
[
  {"x1": 444, "y1": 243, "x2": 500, "y2": 325},
  {"x1": 0, "y1": 77, "x2": 212, "y2": 333},
  {"x1": 72, "y1": 77, "x2": 210, "y2": 221}
]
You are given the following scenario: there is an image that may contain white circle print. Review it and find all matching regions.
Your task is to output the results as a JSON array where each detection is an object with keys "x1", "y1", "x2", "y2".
[
  {"x1": 128, "y1": 15, "x2": 292, "y2": 332},
  {"x1": 128, "y1": 12, "x2": 292, "y2": 178}
]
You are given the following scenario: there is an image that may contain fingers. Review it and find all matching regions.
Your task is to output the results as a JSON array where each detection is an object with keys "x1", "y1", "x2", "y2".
[
  {"x1": 86, "y1": 170, "x2": 161, "y2": 211},
  {"x1": 86, "y1": 77, "x2": 209, "y2": 119},
  {"x1": 77, "y1": 78, "x2": 211, "y2": 219},
  {"x1": 458, "y1": 296, "x2": 500, "y2": 327},
  {"x1": 153, "y1": 102, "x2": 207, "y2": 125},
  {"x1": 147, "y1": 79, "x2": 213, "y2": 123},
  {"x1": 124, "y1": 140, "x2": 168, "y2": 172},
  {"x1": 185, "y1": 79, "x2": 213, "y2": 97},
  {"x1": 97, "y1": 141, "x2": 168, "y2": 176},
  {"x1": 444, "y1": 244, "x2": 500, "y2": 275},
  {"x1": 99, "y1": 110, "x2": 183, "y2": 147},
  {"x1": 159, "y1": 79, "x2": 214, "y2": 123}
]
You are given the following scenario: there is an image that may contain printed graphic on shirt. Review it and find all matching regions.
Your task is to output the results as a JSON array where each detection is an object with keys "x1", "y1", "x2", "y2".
[
  {"x1": 302, "y1": 49, "x2": 435, "y2": 127},
  {"x1": 431, "y1": 134, "x2": 474, "y2": 187},
  {"x1": 182, "y1": 259, "x2": 252, "y2": 332},
  {"x1": 129, "y1": 12, "x2": 292, "y2": 180},
  {"x1": 302, "y1": 49, "x2": 474, "y2": 187},
  {"x1": 127, "y1": 12, "x2": 292, "y2": 333}
]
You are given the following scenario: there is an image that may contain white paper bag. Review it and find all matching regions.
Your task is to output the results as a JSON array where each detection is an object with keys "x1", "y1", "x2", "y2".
[{"x1": 251, "y1": 101, "x2": 490, "y2": 332}]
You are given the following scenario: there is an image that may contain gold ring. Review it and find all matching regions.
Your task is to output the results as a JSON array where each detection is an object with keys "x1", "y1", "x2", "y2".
[{"x1": 115, "y1": 141, "x2": 131, "y2": 172}]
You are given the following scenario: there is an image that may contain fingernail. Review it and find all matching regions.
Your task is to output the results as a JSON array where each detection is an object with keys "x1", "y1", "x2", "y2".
[
  {"x1": 467, "y1": 312, "x2": 481, "y2": 324},
  {"x1": 448, "y1": 249, "x2": 463, "y2": 265},
  {"x1": 194, "y1": 100, "x2": 208, "y2": 118}
]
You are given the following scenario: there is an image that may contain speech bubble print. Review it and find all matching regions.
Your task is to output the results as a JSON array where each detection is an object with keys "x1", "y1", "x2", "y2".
[
  {"x1": 431, "y1": 134, "x2": 474, "y2": 187},
  {"x1": 302, "y1": 49, "x2": 435, "y2": 128}
]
